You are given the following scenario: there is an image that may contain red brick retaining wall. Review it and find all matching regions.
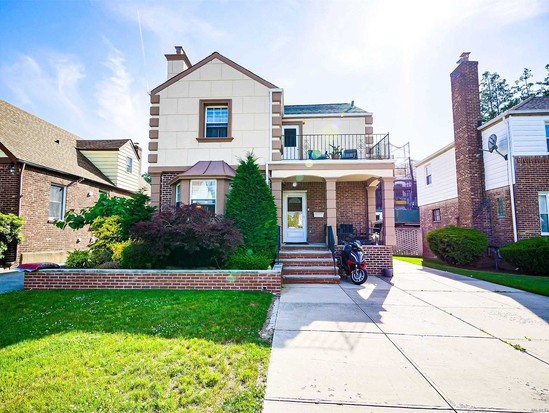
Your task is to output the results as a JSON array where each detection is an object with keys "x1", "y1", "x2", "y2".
[{"x1": 24, "y1": 267, "x2": 282, "y2": 293}]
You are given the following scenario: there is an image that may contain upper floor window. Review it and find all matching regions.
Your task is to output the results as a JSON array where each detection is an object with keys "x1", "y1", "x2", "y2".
[
  {"x1": 199, "y1": 100, "x2": 232, "y2": 140},
  {"x1": 425, "y1": 164, "x2": 432, "y2": 185},
  {"x1": 49, "y1": 184, "x2": 66, "y2": 220},
  {"x1": 126, "y1": 156, "x2": 133, "y2": 174},
  {"x1": 190, "y1": 180, "x2": 216, "y2": 213},
  {"x1": 545, "y1": 124, "x2": 549, "y2": 152},
  {"x1": 540, "y1": 192, "x2": 549, "y2": 235}
]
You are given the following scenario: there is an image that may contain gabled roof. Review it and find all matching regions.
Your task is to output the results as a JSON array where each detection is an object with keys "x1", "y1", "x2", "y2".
[
  {"x1": 76, "y1": 139, "x2": 129, "y2": 150},
  {"x1": 0, "y1": 100, "x2": 123, "y2": 187},
  {"x1": 284, "y1": 103, "x2": 370, "y2": 116},
  {"x1": 151, "y1": 52, "x2": 278, "y2": 96},
  {"x1": 510, "y1": 96, "x2": 549, "y2": 111}
]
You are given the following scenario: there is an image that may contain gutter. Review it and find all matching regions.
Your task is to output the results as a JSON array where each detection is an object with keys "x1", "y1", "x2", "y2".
[{"x1": 505, "y1": 116, "x2": 518, "y2": 242}]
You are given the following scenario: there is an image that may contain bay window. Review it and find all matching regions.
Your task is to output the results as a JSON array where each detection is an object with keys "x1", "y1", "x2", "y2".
[{"x1": 190, "y1": 180, "x2": 216, "y2": 213}]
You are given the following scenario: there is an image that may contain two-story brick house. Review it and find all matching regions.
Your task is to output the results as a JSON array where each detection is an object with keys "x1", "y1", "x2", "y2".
[
  {"x1": 148, "y1": 48, "x2": 396, "y2": 249},
  {"x1": 0, "y1": 100, "x2": 146, "y2": 266},
  {"x1": 416, "y1": 53, "x2": 549, "y2": 256}
]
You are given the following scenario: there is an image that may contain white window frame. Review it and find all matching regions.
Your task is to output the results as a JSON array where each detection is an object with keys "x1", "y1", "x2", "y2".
[
  {"x1": 432, "y1": 208, "x2": 441, "y2": 222},
  {"x1": 49, "y1": 184, "x2": 66, "y2": 220},
  {"x1": 190, "y1": 179, "x2": 217, "y2": 213},
  {"x1": 126, "y1": 156, "x2": 133, "y2": 174},
  {"x1": 540, "y1": 192, "x2": 549, "y2": 236},
  {"x1": 205, "y1": 106, "x2": 229, "y2": 138},
  {"x1": 425, "y1": 164, "x2": 432, "y2": 185},
  {"x1": 175, "y1": 183, "x2": 182, "y2": 207}
]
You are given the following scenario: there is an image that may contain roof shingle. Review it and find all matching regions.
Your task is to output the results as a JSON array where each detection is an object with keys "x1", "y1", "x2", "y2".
[
  {"x1": 284, "y1": 103, "x2": 369, "y2": 115},
  {"x1": 511, "y1": 96, "x2": 549, "y2": 112}
]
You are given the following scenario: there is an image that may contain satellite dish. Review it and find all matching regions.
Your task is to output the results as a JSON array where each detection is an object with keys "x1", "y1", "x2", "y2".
[{"x1": 488, "y1": 134, "x2": 498, "y2": 153}]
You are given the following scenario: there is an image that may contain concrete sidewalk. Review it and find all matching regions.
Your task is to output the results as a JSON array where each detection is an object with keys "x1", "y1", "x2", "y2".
[{"x1": 263, "y1": 260, "x2": 549, "y2": 412}]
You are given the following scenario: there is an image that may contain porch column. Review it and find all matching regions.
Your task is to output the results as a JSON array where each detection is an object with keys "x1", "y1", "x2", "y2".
[
  {"x1": 366, "y1": 185, "x2": 377, "y2": 226},
  {"x1": 271, "y1": 178, "x2": 283, "y2": 226},
  {"x1": 326, "y1": 178, "x2": 337, "y2": 241},
  {"x1": 381, "y1": 177, "x2": 396, "y2": 247}
]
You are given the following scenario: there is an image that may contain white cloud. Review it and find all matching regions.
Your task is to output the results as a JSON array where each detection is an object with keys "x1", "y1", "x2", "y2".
[{"x1": 95, "y1": 42, "x2": 149, "y2": 145}]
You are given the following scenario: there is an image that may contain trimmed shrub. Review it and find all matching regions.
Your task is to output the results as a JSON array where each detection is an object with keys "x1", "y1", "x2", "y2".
[
  {"x1": 426, "y1": 225, "x2": 488, "y2": 266},
  {"x1": 500, "y1": 237, "x2": 549, "y2": 275},
  {"x1": 0, "y1": 213, "x2": 24, "y2": 260},
  {"x1": 131, "y1": 205, "x2": 243, "y2": 269},
  {"x1": 66, "y1": 250, "x2": 94, "y2": 268},
  {"x1": 111, "y1": 240, "x2": 132, "y2": 263},
  {"x1": 120, "y1": 241, "x2": 153, "y2": 269},
  {"x1": 225, "y1": 153, "x2": 278, "y2": 253},
  {"x1": 226, "y1": 249, "x2": 273, "y2": 270}
]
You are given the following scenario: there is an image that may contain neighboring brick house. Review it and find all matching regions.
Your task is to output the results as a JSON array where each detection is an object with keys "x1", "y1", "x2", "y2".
[
  {"x1": 0, "y1": 100, "x2": 146, "y2": 265},
  {"x1": 416, "y1": 53, "x2": 549, "y2": 256},
  {"x1": 148, "y1": 48, "x2": 396, "y2": 246}
]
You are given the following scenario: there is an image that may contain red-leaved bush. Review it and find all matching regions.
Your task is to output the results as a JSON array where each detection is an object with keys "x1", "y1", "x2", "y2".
[{"x1": 130, "y1": 204, "x2": 243, "y2": 268}]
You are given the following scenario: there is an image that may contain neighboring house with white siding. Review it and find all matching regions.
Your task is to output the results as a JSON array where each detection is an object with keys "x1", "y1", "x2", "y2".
[
  {"x1": 0, "y1": 100, "x2": 147, "y2": 266},
  {"x1": 416, "y1": 53, "x2": 549, "y2": 256},
  {"x1": 148, "y1": 48, "x2": 397, "y2": 247}
]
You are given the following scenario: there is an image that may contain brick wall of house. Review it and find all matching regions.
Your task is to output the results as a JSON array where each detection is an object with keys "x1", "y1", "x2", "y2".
[
  {"x1": 159, "y1": 172, "x2": 181, "y2": 211},
  {"x1": 24, "y1": 268, "x2": 282, "y2": 293},
  {"x1": 420, "y1": 197, "x2": 459, "y2": 258},
  {"x1": 283, "y1": 181, "x2": 327, "y2": 243},
  {"x1": 18, "y1": 166, "x2": 130, "y2": 263},
  {"x1": 450, "y1": 59, "x2": 488, "y2": 233},
  {"x1": 514, "y1": 156, "x2": 549, "y2": 239},
  {"x1": 0, "y1": 165, "x2": 20, "y2": 215},
  {"x1": 484, "y1": 186, "x2": 514, "y2": 247},
  {"x1": 336, "y1": 181, "x2": 368, "y2": 236}
]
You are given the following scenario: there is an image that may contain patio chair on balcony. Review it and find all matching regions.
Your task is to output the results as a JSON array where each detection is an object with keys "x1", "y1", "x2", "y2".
[{"x1": 341, "y1": 149, "x2": 358, "y2": 160}]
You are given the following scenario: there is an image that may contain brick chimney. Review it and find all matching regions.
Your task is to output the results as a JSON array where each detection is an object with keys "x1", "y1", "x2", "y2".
[
  {"x1": 450, "y1": 52, "x2": 487, "y2": 230},
  {"x1": 165, "y1": 46, "x2": 191, "y2": 79}
]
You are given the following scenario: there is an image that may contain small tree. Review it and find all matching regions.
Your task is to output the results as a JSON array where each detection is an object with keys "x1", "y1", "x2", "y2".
[
  {"x1": 537, "y1": 64, "x2": 549, "y2": 96},
  {"x1": 225, "y1": 153, "x2": 278, "y2": 254},
  {"x1": 0, "y1": 213, "x2": 24, "y2": 260}
]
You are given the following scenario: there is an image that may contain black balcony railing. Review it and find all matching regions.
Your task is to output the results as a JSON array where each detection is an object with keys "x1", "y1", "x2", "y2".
[{"x1": 280, "y1": 133, "x2": 390, "y2": 161}]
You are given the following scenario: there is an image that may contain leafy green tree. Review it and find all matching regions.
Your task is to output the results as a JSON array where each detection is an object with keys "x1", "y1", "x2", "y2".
[
  {"x1": 225, "y1": 153, "x2": 278, "y2": 254},
  {"x1": 479, "y1": 71, "x2": 516, "y2": 122},
  {"x1": 142, "y1": 172, "x2": 152, "y2": 184},
  {"x1": 0, "y1": 213, "x2": 24, "y2": 260},
  {"x1": 514, "y1": 68, "x2": 535, "y2": 100},
  {"x1": 537, "y1": 64, "x2": 549, "y2": 96}
]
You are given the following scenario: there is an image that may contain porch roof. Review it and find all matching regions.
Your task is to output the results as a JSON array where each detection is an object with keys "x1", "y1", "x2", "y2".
[
  {"x1": 169, "y1": 160, "x2": 235, "y2": 185},
  {"x1": 269, "y1": 159, "x2": 394, "y2": 181}
]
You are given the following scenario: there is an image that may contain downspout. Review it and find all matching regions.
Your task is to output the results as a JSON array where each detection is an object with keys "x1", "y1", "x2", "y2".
[
  {"x1": 505, "y1": 116, "x2": 518, "y2": 242},
  {"x1": 17, "y1": 162, "x2": 26, "y2": 265}
]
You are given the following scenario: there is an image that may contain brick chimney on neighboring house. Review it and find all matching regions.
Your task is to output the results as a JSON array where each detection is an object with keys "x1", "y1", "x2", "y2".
[
  {"x1": 165, "y1": 46, "x2": 191, "y2": 79},
  {"x1": 450, "y1": 52, "x2": 488, "y2": 231}
]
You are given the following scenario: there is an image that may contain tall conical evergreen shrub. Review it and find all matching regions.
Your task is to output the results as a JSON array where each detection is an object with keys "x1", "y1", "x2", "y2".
[{"x1": 225, "y1": 154, "x2": 277, "y2": 253}]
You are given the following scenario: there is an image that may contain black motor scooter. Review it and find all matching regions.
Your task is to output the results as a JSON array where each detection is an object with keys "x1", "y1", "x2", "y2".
[{"x1": 338, "y1": 240, "x2": 368, "y2": 285}]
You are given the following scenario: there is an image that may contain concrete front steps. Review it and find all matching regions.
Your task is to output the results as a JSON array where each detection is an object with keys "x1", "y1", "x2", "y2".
[{"x1": 279, "y1": 244, "x2": 340, "y2": 284}]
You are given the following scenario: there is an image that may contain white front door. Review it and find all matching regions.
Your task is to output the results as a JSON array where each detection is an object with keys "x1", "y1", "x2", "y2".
[
  {"x1": 283, "y1": 191, "x2": 307, "y2": 243},
  {"x1": 283, "y1": 125, "x2": 300, "y2": 160}
]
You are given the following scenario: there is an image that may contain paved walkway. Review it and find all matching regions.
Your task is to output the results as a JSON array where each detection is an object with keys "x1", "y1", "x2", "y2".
[
  {"x1": 264, "y1": 260, "x2": 549, "y2": 412},
  {"x1": 0, "y1": 270, "x2": 24, "y2": 294}
]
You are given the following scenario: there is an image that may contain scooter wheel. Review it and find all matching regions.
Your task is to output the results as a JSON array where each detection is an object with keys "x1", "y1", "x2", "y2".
[{"x1": 351, "y1": 268, "x2": 367, "y2": 285}]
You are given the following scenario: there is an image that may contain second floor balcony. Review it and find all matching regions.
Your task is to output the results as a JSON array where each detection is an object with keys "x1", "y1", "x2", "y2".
[{"x1": 279, "y1": 133, "x2": 391, "y2": 161}]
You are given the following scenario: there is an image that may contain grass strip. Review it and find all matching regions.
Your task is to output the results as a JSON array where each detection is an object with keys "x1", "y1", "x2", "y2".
[{"x1": 394, "y1": 256, "x2": 549, "y2": 297}]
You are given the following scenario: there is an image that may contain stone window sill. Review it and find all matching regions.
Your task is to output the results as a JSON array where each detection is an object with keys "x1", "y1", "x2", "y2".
[{"x1": 196, "y1": 137, "x2": 234, "y2": 143}]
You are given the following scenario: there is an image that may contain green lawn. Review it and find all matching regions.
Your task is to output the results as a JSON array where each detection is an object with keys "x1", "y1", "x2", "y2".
[
  {"x1": 394, "y1": 256, "x2": 549, "y2": 297},
  {"x1": 0, "y1": 289, "x2": 273, "y2": 412}
]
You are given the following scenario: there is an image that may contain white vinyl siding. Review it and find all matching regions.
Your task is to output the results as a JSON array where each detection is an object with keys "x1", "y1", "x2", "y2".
[
  {"x1": 481, "y1": 120, "x2": 509, "y2": 191},
  {"x1": 0, "y1": 149, "x2": 6, "y2": 157},
  {"x1": 509, "y1": 116, "x2": 549, "y2": 156},
  {"x1": 416, "y1": 147, "x2": 458, "y2": 206}
]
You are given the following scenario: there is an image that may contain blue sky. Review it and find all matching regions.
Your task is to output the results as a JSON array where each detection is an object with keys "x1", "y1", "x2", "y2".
[{"x1": 1, "y1": 0, "x2": 548, "y2": 169}]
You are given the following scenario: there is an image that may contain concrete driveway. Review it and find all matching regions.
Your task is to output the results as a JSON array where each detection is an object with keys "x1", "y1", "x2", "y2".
[
  {"x1": 264, "y1": 260, "x2": 549, "y2": 412},
  {"x1": 0, "y1": 270, "x2": 24, "y2": 294}
]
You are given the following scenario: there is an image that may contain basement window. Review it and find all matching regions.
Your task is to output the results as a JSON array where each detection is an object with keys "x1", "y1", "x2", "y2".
[{"x1": 432, "y1": 208, "x2": 441, "y2": 222}]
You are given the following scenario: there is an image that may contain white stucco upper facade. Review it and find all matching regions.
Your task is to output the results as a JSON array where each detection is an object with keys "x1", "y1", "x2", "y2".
[{"x1": 155, "y1": 57, "x2": 273, "y2": 168}]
